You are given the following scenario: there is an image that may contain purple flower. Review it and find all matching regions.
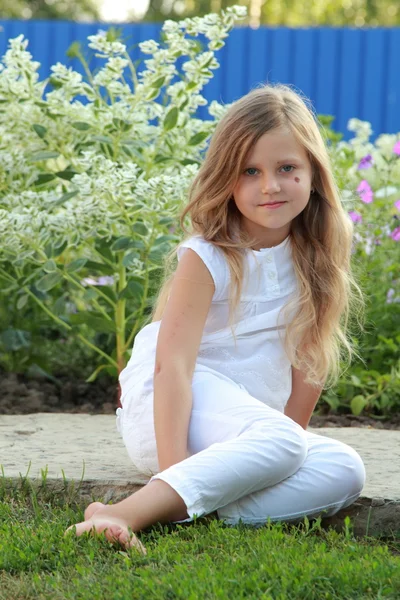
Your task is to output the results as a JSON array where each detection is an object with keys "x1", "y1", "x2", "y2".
[
  {"x1": 395, "y1": 199, "x2": 400, "y2": 211},
  {"x1": 98, "y1": 276, "x2": 115, "y2": 286},
  {"x1": 393, "y1": 141, "x2": 400, "y2": 156},
  {"x1": 357, "y1": 154, "x2": 373, "y2": 170},
  {"x1": 81, "y1": 277, "x2": 97, "y2": 286},
  {"x1": 81, "y1": 276, "x2": 115, "y2": 286},
  {"x1": 386, "y1": 288, "x2": 395, "y2": 303},
  {"x1": 357, "y1": 180, "x2": 373, "y2": 204},
  {"x1": 390, "y1": 227, "x2": 400, "y2": 241},
  {"x1": 386, "y1": 288, "x2": 400, "y2": 304},
  {"x1": 349, "y1": 210, "x2": 362, "y2": 223}
]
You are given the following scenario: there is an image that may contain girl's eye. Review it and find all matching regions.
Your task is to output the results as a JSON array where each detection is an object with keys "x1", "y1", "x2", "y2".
[{"x1": 244, "y1": 165, "x2": 295, "y2": 176}]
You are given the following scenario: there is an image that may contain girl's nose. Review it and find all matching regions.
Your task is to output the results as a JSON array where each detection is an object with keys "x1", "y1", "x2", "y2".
[{"x1": 261, "y1": 178, "x2": 281, "y2": 194}]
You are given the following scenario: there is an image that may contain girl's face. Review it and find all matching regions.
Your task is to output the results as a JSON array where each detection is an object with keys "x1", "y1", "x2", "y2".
[{"x1": 232, "y1": 127, "x2": 313, "y2": 249}]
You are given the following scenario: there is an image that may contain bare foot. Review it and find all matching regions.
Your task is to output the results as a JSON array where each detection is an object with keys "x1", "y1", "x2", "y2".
[
  {"x1": 64, "y1": 503, "x2": 147, "y2": 554},
  {"x1": 84, "y1": 501, "x2": 106, "y2": 521}
]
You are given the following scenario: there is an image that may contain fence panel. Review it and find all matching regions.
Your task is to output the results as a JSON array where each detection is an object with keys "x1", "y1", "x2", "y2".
[{"x1": 0, "y1": 20, "x2": 399, "y2": 139}]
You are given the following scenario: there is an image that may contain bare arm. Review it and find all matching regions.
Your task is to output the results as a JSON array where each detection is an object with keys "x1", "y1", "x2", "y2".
[
  {"x1": 284, "y1": 366, "x2": 324, "y2": 430},
  {"x1": 153, "y1": 249, "x2": 215, "y2": 472}
]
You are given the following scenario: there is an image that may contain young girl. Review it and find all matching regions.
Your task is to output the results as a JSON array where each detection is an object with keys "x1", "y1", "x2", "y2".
[{"x1": 66, "y1": 83, "x2": 366, "y2": 552}]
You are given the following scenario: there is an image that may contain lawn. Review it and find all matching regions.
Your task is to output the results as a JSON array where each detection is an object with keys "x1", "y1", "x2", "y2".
[{"x1": 0, "y1": 475, "x2": 399, "y2": 599}]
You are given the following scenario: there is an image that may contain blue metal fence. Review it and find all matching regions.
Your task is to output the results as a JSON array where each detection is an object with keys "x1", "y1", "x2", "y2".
[{"x1": 1, "y1": 20, "x2": 399, "y2": 140}]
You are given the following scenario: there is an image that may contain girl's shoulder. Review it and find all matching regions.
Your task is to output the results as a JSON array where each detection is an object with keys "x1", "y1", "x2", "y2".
[{"x1": 176, "y1": 235, "x2": 230, "y2": 301}]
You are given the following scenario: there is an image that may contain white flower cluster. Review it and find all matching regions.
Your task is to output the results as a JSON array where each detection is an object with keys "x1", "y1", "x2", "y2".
[
  {"x1": 0, "y1": 34, "x2": 42, "y2": 99},
  {"x1": 87, "y1": 30, "x2": 126, "y2": 57},
  {"x1": 0, "y1": 6, "x2": 247, "y2": 272}
]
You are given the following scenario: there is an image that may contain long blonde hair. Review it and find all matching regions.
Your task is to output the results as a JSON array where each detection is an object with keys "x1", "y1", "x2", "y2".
[{"x1": 150, "y1": 83, "x2": 364, "y2": 388}]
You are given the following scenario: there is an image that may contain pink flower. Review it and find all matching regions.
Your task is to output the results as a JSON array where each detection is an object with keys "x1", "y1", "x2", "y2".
[
  {"x1": 390, "y1": 227, "x2": 400, "y2": 241},
  {"x1": 357, "y1": 154, "x2": 373, "y2": 170},
  {"x1": 357, "y1": 180, "x2": 373, "y2": 204},
  {"x1": 393, "y1": 141, "x2": 400, "y2": 156},
  {"x1": 395, "y1": 199, "x2": 400, "y2": 211},
  {"x1": 349, "y1": 210, "x2": 362, "y2": 223}
]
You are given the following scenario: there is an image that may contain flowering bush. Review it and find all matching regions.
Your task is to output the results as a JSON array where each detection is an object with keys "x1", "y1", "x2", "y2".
[
  {"x1": 0, "y1": 8, "x2": 398, "y2": 415},
  {"x1": 321, "y1": 119, "x2": 400, "y2": 416},
  {"x1": 0, "y1": 6, "x2": 246, "y2": 381}
]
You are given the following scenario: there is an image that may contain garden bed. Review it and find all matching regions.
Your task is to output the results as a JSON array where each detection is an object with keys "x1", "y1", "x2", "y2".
[{"x1": 1, "y1": 371, "x2": 399, "y2": 430}]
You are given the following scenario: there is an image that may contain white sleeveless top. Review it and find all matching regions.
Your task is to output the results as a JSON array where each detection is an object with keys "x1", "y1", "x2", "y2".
[{"x1": 119, "y1": 234, "x2": 299, "y2": 413}]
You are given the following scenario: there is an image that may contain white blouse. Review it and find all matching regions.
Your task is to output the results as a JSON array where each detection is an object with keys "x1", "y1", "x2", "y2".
[
  {"x1": 176, "y1": 234, "x2": 297, "y2": 334},
  {"x1": 119, "y1": 234, "x2": 299, "y2": 414}
]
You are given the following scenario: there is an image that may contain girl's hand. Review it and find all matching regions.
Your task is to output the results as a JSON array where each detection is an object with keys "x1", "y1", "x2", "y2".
[{"x1": 64, "y1": 501, "x2": 147, "y2": 554}]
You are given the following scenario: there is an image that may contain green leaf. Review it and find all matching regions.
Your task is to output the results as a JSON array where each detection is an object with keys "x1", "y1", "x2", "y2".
[
  {"x1": 186, "y1": 81, "x2": 198, "y2": 91},
  {"x1": 43, "y1": 260, "x2": 58, "y2": 273},
  {"x1": 72, "y1": 122, "x2": 91, "y2": 131},
  {"x1": 28, "y1": 151, "x2": 60, "y2": 162},
  {"x1": 153, "y1": 235, "x2": 176, "y2": 246},
  {"x1": 16, "y1": 295, "x2": 29, "y2": 310},
  {"x1": 66, "y1": 258, "x2": 87, "y2": 272},
  {"x1": 122, "y1": 251, "x2": 139, "y2": 268},
  {"x1": 158, "y1": 216, "x2": 175, "y2": 225},
  {"x1": 119, "y1": 279, "x2": 144, "y2": 300},
  {"x1": 91, "y1": 135, "x2": 113, "y2": 144},
  {"x1": 44, "y1": 241, "x2": 68, "y2": 258},
  {"x1": 151, "y1": 76, "x2": 166, "y2": 89},
  {"x1": 95, "y1": 240, "x2": 114, "y2": 262},
  {"x1": 148, "y1": 245, "x2": 169, "y2": 264},
  {"x1": 32, "y1": 124, "x2": 47, "y2": 138},
  {"x1": 69, "y1": 312, "x2": 116, "y2": 334},
  {"x1": 84, "y1": 260, "x2": 115, "y2": 276},
  {"x1": 36, "y1": 272, "x2": 63, "y2": 292},
  {"x1": 146, "y1": 87, "x2": 161, "y2": 101},
  {"x1": 55, "y1": 169, "x2": 79, "y2": 181},
  {"x1": 34, "y1": 173, "x2": 56, "y2": 186},
  {"x1": 350, "y1": 374, "x2": 362, "y2": 387},
  {"x1": 111, "y1": 237, "x2": 136, "y2": 252},
  {"x1": 66, "y1": 41, "x2": 81, "y2": 58},
  {"x1": 132, "y1": 222, "x2": 148, "y2": 236},
  {"x1": 154, "y1": 154, "x2": 173, "y2": 164},
  {"x1": 180, "y1": 158, "x2": 201, "y2": 166},
  {"x1": 188, "y1": 131, "x2": 210, "y2": 146},
  {"x1": 350, "y1": 395, "x2": 368, "y2": 416},
  {"x1": 98, "y1": 285, "x2": 117, "y2": 304},
  {"x1": 163, "y1": 106, "x2": 179, "y2": 131},
  {"x1": 0, "y1": 328, "x2": 31, "y2": 351},
  {"x1": 52, "y1": 190, "x2": 79, "y2": 206}
]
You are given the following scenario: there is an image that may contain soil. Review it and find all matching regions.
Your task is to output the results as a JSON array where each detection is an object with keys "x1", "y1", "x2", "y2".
[{"x1": 1, "y1": 371, "x2": 399, "y2": 430}]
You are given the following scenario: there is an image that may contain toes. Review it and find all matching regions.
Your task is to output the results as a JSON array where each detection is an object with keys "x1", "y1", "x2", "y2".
[
  {"x1": 84, "y1": 502, "x2": 106, "y2": 521},
  {"x1": 64, "y1": 521, "x2": 95, "y2": 537}
]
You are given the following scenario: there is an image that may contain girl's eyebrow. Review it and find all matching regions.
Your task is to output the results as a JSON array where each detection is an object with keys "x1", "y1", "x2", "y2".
[
  {"x1": 245, "y1": 157, "x2": 303, "y2": 166},
  {"x1": 276, "y1": 157, "x2": 302, "y2": 164}
]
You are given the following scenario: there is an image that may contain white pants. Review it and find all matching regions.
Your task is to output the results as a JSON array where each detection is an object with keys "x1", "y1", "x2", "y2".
[{"x1": 117, "y1": 372, "x2": 366, "y2": 526}]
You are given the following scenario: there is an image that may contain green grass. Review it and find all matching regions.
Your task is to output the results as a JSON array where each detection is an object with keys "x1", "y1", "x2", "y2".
[{"x1": 0, "y1": 474, "x2": 399, "y2": 600}]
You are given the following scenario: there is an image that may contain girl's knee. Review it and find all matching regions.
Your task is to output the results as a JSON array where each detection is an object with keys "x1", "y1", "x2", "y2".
[
  {"x1": 257, "y1": 415, "x2": 308, "y2": 474},
  {"x1": 343, "y1": 447, "x2": 366, "y2": 497},
  {"x1": 285, "y1": 420, "x2": 309, "y2": 471}
]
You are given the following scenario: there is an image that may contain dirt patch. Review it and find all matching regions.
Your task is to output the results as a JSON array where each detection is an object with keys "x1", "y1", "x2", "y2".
[
  {"x1": 0, "y1": 372, "x2": 118, "y2": 415},
  {"x1": 1, "y1": 371, "x2": 399, "y2": 430}
]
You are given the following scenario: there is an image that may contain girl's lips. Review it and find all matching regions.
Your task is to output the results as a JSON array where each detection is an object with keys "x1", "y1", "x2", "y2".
[{"x1": 259, "y1": 202, "x2": 286, "y2": 209}]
